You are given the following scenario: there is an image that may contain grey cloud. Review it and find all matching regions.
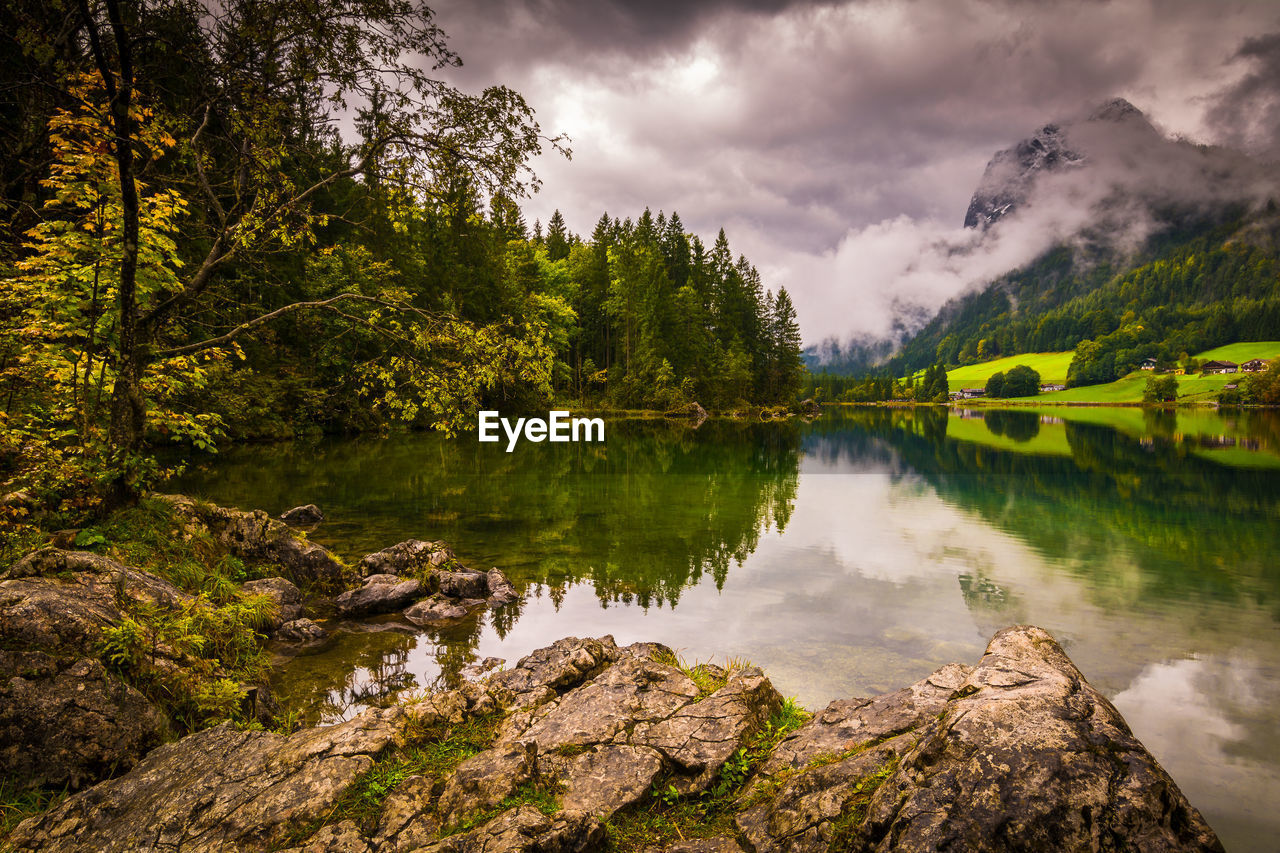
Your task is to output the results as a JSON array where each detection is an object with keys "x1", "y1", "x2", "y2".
[
  {"x1": 1206, "y1": 33, "x2": 1280, "y2": 158},
  {"x1": 427, "y1": 0, "x2": 1280, "y2": 344}
]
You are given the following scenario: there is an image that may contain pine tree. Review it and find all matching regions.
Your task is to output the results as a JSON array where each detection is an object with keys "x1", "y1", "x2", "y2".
[
  {"x1": 770, "y1": 287, "x2": 804, "y2": 403},
  {"x1": 546, "y1": 209, "x2": 569, "y2": 261}
]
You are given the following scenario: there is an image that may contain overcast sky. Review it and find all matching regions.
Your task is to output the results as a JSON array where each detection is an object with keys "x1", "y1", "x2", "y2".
[{"x1": 429, "y1": 0, "x2": 1280, "y2": 345}]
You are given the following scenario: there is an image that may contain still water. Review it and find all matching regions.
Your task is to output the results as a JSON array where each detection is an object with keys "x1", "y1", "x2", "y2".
[{"x1": 169, "y1": 407, "x2": 1280, "y2": 852}]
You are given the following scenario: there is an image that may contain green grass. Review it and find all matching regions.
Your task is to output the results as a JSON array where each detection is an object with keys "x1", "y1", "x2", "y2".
[
  {"x1": 942, "y1": 352, "x2": 1075, "y2": 388},
  {"x1": 651, "y1": 650, "x2": 753, "y2": 698},
  {"x1": 929, "y1": 343, "x2": 1279, "y2": 403},
  {"x1": 0, "y1": 781, "x2": 67, "y2": 845},
  {"x1": 1194, "y1": 342, "x2": 1280, "y2": 363}
]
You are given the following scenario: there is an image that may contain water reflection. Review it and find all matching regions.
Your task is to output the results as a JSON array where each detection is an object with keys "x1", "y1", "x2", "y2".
[{"x1": 169, "y1": 407, "x2": 1280, "y2": 853}]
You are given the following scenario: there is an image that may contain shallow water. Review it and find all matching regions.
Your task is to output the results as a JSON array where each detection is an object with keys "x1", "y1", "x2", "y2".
[{"x1": 169, "y1": 407, "x2": 1280, "y2": 852}]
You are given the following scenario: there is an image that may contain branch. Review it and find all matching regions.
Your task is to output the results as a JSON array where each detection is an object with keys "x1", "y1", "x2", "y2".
[{"x1": 154, "y1": 294, "x2": 442, "y2": 358}]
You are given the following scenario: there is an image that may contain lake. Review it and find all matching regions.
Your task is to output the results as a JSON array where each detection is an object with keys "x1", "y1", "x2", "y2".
[{"x1": 168, "y1": 406, "x2": 1280, "y2": 853}]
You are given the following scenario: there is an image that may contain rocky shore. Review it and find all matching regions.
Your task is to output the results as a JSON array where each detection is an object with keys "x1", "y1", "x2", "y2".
[{"x1": 0, "y1": 497, "x2": 1224, "y2": 851}]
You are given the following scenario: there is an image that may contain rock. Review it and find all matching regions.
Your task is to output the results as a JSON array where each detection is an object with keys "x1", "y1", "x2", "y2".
[
  {"x1": 437, "y1": 741, "x2": 537, "y2": 826},
  {"x1": 460, "y1": 656, "x2": 506, "y2": 682},
  {"x1": 0, "y1": 653, "x2": 168, "y2": 790},
  {"x1": 277, "y1": 820, "x2": 372, "y2": 853},
  {"x1": 633, "y1": 666, "x2": 782, "y2": 794},
  {"x1": 279, "y1": 504, "x2": 324, "y2": 526},
  {"x1": 486, "y1": 568, "x2": 520, "y2": 604},
  {"x1": 8, "y1": 706, "x2": 405, "y2": 853},
  {"x1": 558, "y1": 744, "x2": 664, "y2": 816},
  {"x1": 759, "y1": 662, "x2": 970, "y2": 776},
  {"x1": 1, "y1": 549, "x2": 189, "y2": 653},
  {"x1": 276, "y1": 618, "x2": 328, "y2": 645},
  {"x1": 335, "y1": 577, "x2": 422, "y2": 617},
  {"x1": 359, "y1": 539, "x2": 455, "y2": 578},
  {"x1": 5, "y1": 628, "x2": 1220, "y2": 853},
  {"x1": 242, "y1": 576, "x2": 304, "y2": 626},
  {"x1": 416, "y1": 804, "x2": 603, "y2": 853},
  {"x1": 797, "y1": 398, "x2": 820, "y2": 417},
  {"x1": 655, "y1": 840, "x2": 745, "y2": 853},
  {"x1": 666, "y1": 401, "x2": 709, "y2": 422},
  {"x1": 438, "y1": 569, "x2": 489, "y2": 599},
  {"x1": 736, "y1": 626, "x2": 1223, "y2": 853},
  {"x1": 403, "y1": 594, "x2": 482, "y2": 626},
  {"x1": 156, "y1": 494, "x2": 350, "y2": 590}
]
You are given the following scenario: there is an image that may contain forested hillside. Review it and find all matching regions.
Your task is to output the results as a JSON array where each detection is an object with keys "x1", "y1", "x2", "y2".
[
  {"x1": 882, "y1": 209, "x2": 1280, "y2": 385},
  {"x1": 0, "y1": 0, "x2": 802, "y2": 512}
]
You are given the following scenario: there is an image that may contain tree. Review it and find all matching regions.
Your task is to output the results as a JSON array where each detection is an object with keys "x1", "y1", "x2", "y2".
[
  {"x1": 546, "y1": 209, "x2": 569, "y2": 261},
  {"x1": 768, "y1": 287, "x2": 804, "y2": 403},
  {"x1": 1144, "y1": 375, "x2": 1179, "y2": 403},
  {"x1": 984, "y1": 371, "x2": 1006, "y2": 398},
  {"x1": 61, "y1": 0, "x2": 565, "y2": 502},
  {"x1": 1003, "y1": 364, "x2": 1040, "y2": 398}
]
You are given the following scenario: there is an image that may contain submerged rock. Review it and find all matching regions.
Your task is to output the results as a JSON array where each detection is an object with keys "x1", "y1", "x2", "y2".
[
  {"x1": 276, "y1": 618, "x2": 328, "y2": 646},
  {"x1": 279, "y1": 504, "x2": 325, "y2": 526},
  {"x1": 403, "y1": 593, "x2": 484, "y2": 626}
]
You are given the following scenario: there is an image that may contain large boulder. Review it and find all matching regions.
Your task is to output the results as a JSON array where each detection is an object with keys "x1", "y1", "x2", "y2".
[
  {"x1": 8, "y1": 706, "x2": 406, "y2": 853},
  {"x1": 156, "y1": 494, "x2": 350, "y2": 590},
  {"x1": 736, "y1": 625, "x2": 1223, "y2": 853},
  {"x1": 358, "y1": 539, "x2": 455, "y2": 578},
  {"x1": 0, "y1": 653, "x2": 168, "y2": 790},
  {"x1": 335, "y1": 575, "x2": 423, "y2": 617}
]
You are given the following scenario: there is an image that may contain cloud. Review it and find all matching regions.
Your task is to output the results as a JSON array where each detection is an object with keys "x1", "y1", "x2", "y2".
[{"x1": 428, "y1": 0, "x2": 1280, "y2": 345}]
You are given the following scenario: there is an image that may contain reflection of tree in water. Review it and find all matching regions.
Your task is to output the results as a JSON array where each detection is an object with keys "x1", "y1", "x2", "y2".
[
  {"x1": 983, "y1": 410, "x2": 1039, "y2": 442},
  {"x1": 826, "y1": 407, "x2": 1280, "y2": 612},
  {"x1": 172, "y1": 419, "x2": 802, "y2": 610}
]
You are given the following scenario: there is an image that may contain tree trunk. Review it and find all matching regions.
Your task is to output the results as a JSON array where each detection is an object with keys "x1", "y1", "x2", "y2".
[{"x1": 81, "y1": 0, "x2": 145, "y2": 506}]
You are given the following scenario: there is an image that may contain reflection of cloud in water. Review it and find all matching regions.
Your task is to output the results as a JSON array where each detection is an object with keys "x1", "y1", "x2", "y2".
[{"x1": 1113, "y1": 655, "x2": 1280, "y2": 853}]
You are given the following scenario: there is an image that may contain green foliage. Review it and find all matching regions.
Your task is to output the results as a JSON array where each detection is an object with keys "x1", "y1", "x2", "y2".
[
  {"x1": 1145, "y1": 375, "x2": 1179, "y2": 403},
  {"x1": 1002, "y1": 364, "x2": 1040, "y2": 398},
  {"x1": 984, "y1": 371, "x2": 1006, "y2": 398}
]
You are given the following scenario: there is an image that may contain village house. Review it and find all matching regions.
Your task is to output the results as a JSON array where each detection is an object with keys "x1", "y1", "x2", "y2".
[
  {"x1": 956, "y1": 388, "x2": 986, "y2": 399},
  {"x1": 1040, "y1": 383, "x2": 1067, "y2": 392},
  {"x1": 1200, "y1": 360, "x2": 1238, "y2": 375},
  {"x1": 1139, "y1": 358, "x2": 1157, "y2": 370},
  {"x1": 1241, "y1": 358, "x2": 1268, "y2": 373}
]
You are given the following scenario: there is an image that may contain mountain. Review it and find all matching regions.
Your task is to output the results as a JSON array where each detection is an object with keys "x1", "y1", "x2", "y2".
[
  {"x1": 813, "y1": 98, "x2": 1280, "y2": 380},
  {"x1": 963, "y1": 98, "x2": 1149, "y2": 229}
]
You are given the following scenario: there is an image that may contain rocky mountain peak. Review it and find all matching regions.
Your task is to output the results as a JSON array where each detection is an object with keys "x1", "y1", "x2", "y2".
[{"x1": 963, "y1": 98, "x2": 1154, "y2": 229}]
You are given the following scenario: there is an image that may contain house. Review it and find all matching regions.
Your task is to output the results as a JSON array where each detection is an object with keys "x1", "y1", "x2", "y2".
[
  {"x1": 1139, "y1": 358, "x2": 1157, "y2": 370},
  {"x1": 1241, "y1": 358, "x2": 1268, "y2": 373},
  {"x1": 1200, "y1": 360, "x2": 1238, "y2": 375},
  {"x1": 957, "y1": 388, "x2": 985, "y2": 399},
  {"x1": 1223, "y1": 383, "x2": 1239, "y2": 390},
  {"x1": 1040, "y1": 383, "x2": 1066, "y2": 392}
]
